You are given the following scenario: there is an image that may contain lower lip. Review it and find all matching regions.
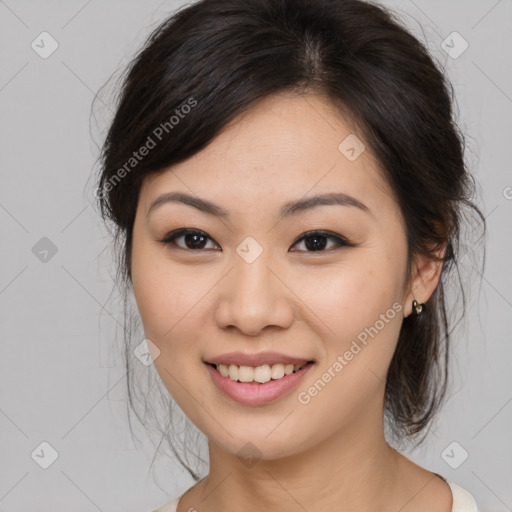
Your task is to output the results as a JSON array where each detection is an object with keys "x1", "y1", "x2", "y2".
[{"x1": 205, "y1": 363, "x2": 314, "y2": 405}]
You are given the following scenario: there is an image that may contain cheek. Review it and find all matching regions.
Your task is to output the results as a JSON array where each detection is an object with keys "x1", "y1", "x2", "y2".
[
  {"x1": 295, "y1": 255, "x2": 405, "y2": 346},
  {"x1": 131, "y1": 241, "x2": 200, "y2": 349},
  {"x1": 130, "y1": 241, "x2": 224, "y2": 407},
  {"x1": 292, "y1": 247, "x2": 406, "y2": 408},
  {"x1": 131, "y1": 256, "x2": 210, "y2": 418},
  {"x1": 288, "y1": 260, "x2": 405, "y2": 447}
]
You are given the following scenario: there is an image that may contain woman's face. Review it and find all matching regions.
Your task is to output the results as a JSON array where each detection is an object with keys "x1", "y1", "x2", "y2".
[{"x1": 131, "y1": 91, "x2": 415, "y2": 460}]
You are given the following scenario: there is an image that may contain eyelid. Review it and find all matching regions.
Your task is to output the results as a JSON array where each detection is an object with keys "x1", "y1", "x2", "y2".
[
  {"x1": 159, "y1": 228, "x2": 220, "y2": 251},
  {"x1": 158, "y1": 228, "x2": 353, "y2": 252},
  {"x1": 291, "y1": 230, "x2": 352, "y2": 250}
]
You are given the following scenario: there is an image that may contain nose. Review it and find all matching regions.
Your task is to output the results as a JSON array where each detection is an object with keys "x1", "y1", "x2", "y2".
[{"x1": 214, "y1": 251, "x2": 294, "y2": 336}]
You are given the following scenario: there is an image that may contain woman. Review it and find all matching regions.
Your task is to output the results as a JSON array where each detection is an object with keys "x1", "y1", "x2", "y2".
[{"x1": 95, "y1": 0, "x2": 484, "y2": 510}]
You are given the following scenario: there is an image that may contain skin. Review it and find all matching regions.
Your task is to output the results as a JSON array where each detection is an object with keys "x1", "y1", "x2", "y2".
[{"x1": 131, "y1": 91, "x2": 452, "y2": 512}]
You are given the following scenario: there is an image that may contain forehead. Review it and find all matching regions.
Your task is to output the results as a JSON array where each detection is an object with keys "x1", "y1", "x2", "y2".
[{"x1": 139, "y1": 91, "x2": 394, "y2": 219}]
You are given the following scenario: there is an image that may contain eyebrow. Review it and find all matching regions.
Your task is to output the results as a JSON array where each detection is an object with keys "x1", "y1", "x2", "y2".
[{"x1": 147, "y1": 191, "x2": 371, "y2": 220}]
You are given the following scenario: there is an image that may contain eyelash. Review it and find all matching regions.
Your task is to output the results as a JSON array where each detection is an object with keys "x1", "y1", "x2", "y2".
[{"x1": 158, "y1": 228, "x2": 353, "y2": 253}]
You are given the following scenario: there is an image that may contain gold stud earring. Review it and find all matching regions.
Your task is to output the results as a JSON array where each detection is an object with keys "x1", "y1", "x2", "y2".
[{"x1": 412, "y1": 299, "x2": 425, "y2": 315}]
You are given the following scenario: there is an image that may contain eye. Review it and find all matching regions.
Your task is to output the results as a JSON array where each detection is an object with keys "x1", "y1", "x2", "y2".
[
  {"x1": 159, "y1": 228, "x2": 351, "y2": 253},
  {"x1": 159, "y1": 228, "x2": 220, "y2": 251},
  {"x1": 290, "y1": 230, "x2": 351, "y2": 252}
]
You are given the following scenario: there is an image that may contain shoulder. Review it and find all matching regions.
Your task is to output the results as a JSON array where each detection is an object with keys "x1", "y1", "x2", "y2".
[
  {"x1": 446, "y1": 480, "x2": 480, "y2": 512},
  {"x1": 151, "y1": 496, "x2": 180, "y2": 512},
  {"x1": 149, "y1": 477, "x2": 480, "y2": 512},
  {"x1": 151, "y1": 478, "x2": 205, "y2": 512}
]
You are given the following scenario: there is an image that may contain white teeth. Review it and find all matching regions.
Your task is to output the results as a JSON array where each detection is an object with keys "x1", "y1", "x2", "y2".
[
  {"x1": 228, "y1": 364, "x2": 238, "y2": 381},
  {"x1": 270, "y1": 364, "x2": 285, "y2": 379},
  {"x1": 238, "y1": 365, "x2": 254, "y2": 383},
  {"x1": 214, "y1": 362, "x2": 308, "y2": 383},
  {"x1": 254, "y1": 364, "x2": 271, "y2": 383}
]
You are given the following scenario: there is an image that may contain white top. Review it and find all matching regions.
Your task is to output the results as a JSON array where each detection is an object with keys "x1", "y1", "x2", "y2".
[{"x1": 151, "y1": 479, "x2": 479, "y2": 512}]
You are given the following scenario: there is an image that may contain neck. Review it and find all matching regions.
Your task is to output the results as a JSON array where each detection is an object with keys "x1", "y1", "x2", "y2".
[{"x1": 193, "y1": 413, "x2": 404, "y2": 512}]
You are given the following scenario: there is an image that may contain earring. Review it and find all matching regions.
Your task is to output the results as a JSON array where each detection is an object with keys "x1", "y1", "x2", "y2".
[{"x1": 412, "y1": 299, "x2": 425, "y2": 315}]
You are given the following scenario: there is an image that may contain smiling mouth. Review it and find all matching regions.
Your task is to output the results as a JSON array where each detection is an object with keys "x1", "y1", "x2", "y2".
[{"x1": 206, "y1": 361, "x2": 315, "y2": 384}]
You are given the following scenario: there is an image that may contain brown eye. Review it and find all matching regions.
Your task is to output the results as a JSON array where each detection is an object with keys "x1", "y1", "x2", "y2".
[
  {"x1": 160, "y1": 229, "x2": 220, "y2": 251},
  {"x1": 291, "y1": 231, "x2": 351, "y2": 252}
]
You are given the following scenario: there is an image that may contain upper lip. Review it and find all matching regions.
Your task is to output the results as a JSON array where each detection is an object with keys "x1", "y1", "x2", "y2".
[{"x1": 204, "y1": 351, "x2": 314, "y2": 367}]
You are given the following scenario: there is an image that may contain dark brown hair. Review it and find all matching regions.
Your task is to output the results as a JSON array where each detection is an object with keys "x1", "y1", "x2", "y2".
[{"x1": 93, "y1": 0, "x2": 485, "y2": 481}]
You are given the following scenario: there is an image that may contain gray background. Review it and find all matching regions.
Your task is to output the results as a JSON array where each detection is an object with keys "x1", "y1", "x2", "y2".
[{"x1": 1, "y1": 0, "x2": 511, "y2": 511}]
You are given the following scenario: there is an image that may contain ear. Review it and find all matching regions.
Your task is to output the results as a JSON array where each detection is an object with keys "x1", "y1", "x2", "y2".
[{"x1": 403, "y1": 246, "x2": 445, "y2": 317}]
